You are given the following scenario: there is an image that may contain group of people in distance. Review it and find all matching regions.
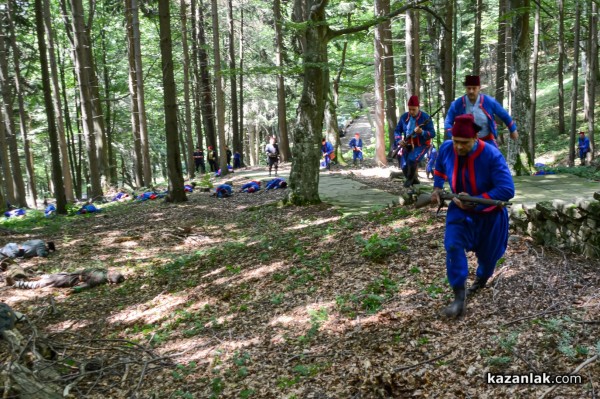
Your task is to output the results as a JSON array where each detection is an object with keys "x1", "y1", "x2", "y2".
[{"x1": 193, "y1": 145, "x2": 241, "y2": 174}]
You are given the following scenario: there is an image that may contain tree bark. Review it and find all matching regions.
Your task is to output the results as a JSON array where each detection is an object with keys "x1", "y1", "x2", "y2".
[
  {"x1": 440, "y1": 0, "x2": 454, "y2": 117},
  {"x1": 473, "y1": 0, "x2": 482, "y2": 74},
  {"x1": 181, "y1": 0, "x2": 195, "y2": 178},
  {"x1": 35, "y1": 0, "x2": 67, "y2": 214},
  {"x1": 529, "y1": 2, "x2": 540, "y2": 162},
  {"x1": 495, "y1": 0, "x2": 507, "y2": 142},
  {"x1": 405, "y1": 9, "x2": 420, "y2": 98},
  {"x1": 190, "y1": 0, "x2": 205, "y2": 154},
  {"x1": 210, "y1": 0, "x2": 229, "y2": 176},
  {"x1": 6, "y1": 1, "x2": 37, "y2": 206},
  {"x1": 381, "y1": 0, "x2": 397, "y2": 151},
  {"x1": 131, "y1": 0, "x2": 152, "y2": 185},
  {"x1": 0, "y1": 108, "x2": 15, "y2": 205},
  {"x1": 273, "y1": 0, "x2": 292, "y2": 162},
  {"x1": 196, "y1": 0, "x2": 217, "y2": 150},
  {"x1": 568, "y1": 0, "x2": 580, "y2": 167},
  {"x1": 0, "y1": 33, "x2": 27, "y2": 207},
  {"x1": 374, "y1": 0, "x2": 388, "y2": 166},
  {"x1": 157, "y1": 0, "x2": 186, "y2": 202},
  {"x1": 69, "y1": 0, "x2": 102, "y2": 198},
  {"x1": 557, "y1": 0, "x2": 566, "y2": 136},
  {"x1": 585, "y1": 0, "x2": 597, "y2": 158},
  {"x1": 124, "y1": 0, "x2": 144, "y2": 187},
  {"x1": 509, "y1": 0, "x2": 531, "y2": 174},
  {"x1": 227, "y1": 0, "x2": 242, "y2": 165},
  {"x1": 238, "y1": 1, "x2": 245, "y2": 166}
]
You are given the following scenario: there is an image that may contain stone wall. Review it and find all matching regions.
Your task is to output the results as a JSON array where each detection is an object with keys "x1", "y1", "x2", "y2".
[{"x1": 509, "y1": 192, "x2": 600, "y2": 258}]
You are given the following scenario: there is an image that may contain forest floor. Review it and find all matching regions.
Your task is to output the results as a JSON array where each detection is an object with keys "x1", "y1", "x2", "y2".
[{"x1": 1, "y1": 166, "x2": 600, "y2": 399}]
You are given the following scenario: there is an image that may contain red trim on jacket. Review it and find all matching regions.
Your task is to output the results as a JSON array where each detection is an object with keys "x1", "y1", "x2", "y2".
[{"x1": 434, "y1": 170, "x2": 447, "y2": 180}]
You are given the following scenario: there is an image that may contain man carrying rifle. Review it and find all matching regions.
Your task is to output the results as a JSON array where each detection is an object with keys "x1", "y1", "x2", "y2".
[
  {"x1": 445, "y1": 75, "x2": 518, "y2": 147},
  {"x1": 432, "y1": 114, "x2": 514, "y2": 319},
  {"x1": 393, "y1": 95, "x2": 435, "y2": 187}
]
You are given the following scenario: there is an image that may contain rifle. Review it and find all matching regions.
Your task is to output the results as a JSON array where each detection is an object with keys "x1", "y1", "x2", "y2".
[{"x1": 414, "y1": 191, "x2": 512, "y2": 209}]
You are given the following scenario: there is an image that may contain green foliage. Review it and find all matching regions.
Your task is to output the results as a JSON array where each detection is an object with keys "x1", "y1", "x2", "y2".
[
  {"x1": 199, "y1": 173, "x2": 214, "y2": 189},
  {"x1": 297, "y1": 307, "x2": 328, "y2": 345},
  {"x1": 547, "y1": 166, "x2": 600, "y2": 180},
  {"x1": 355, "y1": 231, "x2": 407, "y2": 263}
]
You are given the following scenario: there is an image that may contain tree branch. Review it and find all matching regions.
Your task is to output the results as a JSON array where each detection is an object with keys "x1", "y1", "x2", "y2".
[{"x1": 327, "y1": 1, "x2": 448, "y2": 40}]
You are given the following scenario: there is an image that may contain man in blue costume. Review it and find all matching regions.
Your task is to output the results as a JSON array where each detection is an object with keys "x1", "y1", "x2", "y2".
[
  {"x1": 426, "y1": 145, "x2": 437, "y2": 179},
  {"x1": 265, "y1": 178, "x2": 287, "y2": 190},
  {"x1": 445, "y1": 75, "x2": 518, "y2": 147},
  {"x1": 214, "y1": 184, "x2": 233, "y2": 198},
  {"x1": 321, "y1": 138, "x2": 335, "y2": 170},
  {"x1": 394, "y1": 95, "x2": 435, "y2": 187},
  {"x1": 240, "y1": 181, "x2": 261, "y2": 193},
  {"x1": 348, "y1": 133, "x2": 363, "y2": 166},
  {"x1": 578, "y1": 131, "x2": 591, "y2": 166},
  {"x1": 432, "y1": 114, "x2": 515, "y2": 318}
]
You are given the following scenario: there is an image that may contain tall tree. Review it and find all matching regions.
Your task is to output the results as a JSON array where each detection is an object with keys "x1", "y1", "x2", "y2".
[
  {"x1": 584, "y1": 0, "x2": 597, "y2": 158},
  {"x1": 406, "y1": 8, "x2": 420, "y2": 97},
  {"x1": 273, "y1": 0, "x2": 292, "y2": 161},
  {"x1": 6, "y1": 1, "x2": 37, "y2": 205},
  {"x1": 68, "y1": 0, "x2": 102, "y2": 198},
  {"x1": 181, "y1": 0, "x2": 195, "y2": 178},
  {"x1": 473, "y1": 0, "x2": 483, "y2": 74},
  {"x1": 568, "y1": 0, "x2": 580, "y2": 167},
  {"x1": 228, "y1": 0, "x2": 242, "y2": 164},
  {"x1": 0, "y1": 109, "x2": 15, "y2": 205},
  {"x1": 238, "y1": 0, "x2": 245, "y2": 166},
  {"x1": 529, "y1": 1, "x2": 540, "y2": 161},
  {"x1": 440, "y1": 0, "x2": 454, "y2": 117},
  {"x1": 509, "y1": 0, "x2": 531, "y2": 173},
  {"x1": 0, "y1": 33, "x2": 27, "y2": 207},
  {"x1": 131, "y1": 0, "x2": 152, "y2": 185},
  {"x1": 196, "y1": 0, "x2": 217, "y2": 150},
  {"x1": 157, "y1": 0, "x2": 186, "y2": 202},
  {"x1": 44, "y1": 0, "x2": 74, "y2": 202},
  {"x1": 190, "y1": 0, "x2": 205, "y2": 153},
  {"x1": 495, "y1": 0, "x2": 507, "y2": 128},
  {"x1": 35, "y1": 0, "x2": 67, "y2": 214},
  {"x1": 374, "y1": 0, "x2": 388, "y2": 166},
  {"x1": 381, "y1": 0, "x2": 397, "y2": 149},
  {"x1": 210, "y1": 0, "x2": 228, "y2": 175},
  {"x1": 557, "y1": 0, "x2": 566, "y2": 136}
]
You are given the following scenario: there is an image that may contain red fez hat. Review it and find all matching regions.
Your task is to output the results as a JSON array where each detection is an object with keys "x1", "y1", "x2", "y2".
[
  {"x1": 407, "y1": 95, "x2": 419, "y2": 107},
  {"x1": 452, "y1": 114, "x2": 479, "y2": 139},
  {"x1": 579, "y1": 131, "x2": 585, "y2": 135},
  {"x1": 464, "y1": 75, "x2": 481, "y2": 86}
]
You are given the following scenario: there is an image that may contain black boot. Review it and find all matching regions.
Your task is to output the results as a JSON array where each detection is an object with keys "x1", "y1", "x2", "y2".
[
  {"x1": 403, "y1": 164, "x2": 414, "y2": 188},
  {"x1": 467, "y1": 276, "x2": 488, "y2": 296},
  {"x1": 443, "y1": 285, "x2": 466, "y2": 318}
]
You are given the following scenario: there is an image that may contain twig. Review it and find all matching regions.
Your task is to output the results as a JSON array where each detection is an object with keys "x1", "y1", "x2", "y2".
[
  {"x1": 63, "y1": 364, "x2": 86, "y2": 397},
  {"x1": 392, "y1": 350, "x2": 452, "y2": 373},
  {"x1": 511, "y1": 349, "x2": 538, "y2": 373},
  {"x1": 538, "y1": 355, "x2": 598, "y2": 399},
  {"x1": 502, "y1": 307, "x2": 569, "y2": 327}
]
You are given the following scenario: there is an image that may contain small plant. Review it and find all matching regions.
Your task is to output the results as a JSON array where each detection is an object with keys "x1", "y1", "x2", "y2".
[
  {"x1": 226, "y1": 264, "x2": 242, "y2": 274},
  {"x1": 356, "y1": 233, "x2": 402, "y2": 262},
  {"x1": 199, "y1": 173, "x2": 214, "y2": 189},
  {"x1": 487, "y1": 356, "x2": 512, "y2": 367},
  {"x1": 361, "y1": 294, "x2": 385, "y2": 313},
  {"x1": 271, "y1": 293, "x2": 285, "y2": 304}
]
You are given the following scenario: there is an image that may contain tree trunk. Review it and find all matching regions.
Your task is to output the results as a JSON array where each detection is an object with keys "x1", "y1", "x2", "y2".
[
  {"x1": 585, "y1": 0, "x2": 597, "y2": 158},
  {"x1": 228, "y1": 0, "x2": 242, "y2": 165},
  {"x1": 0, "y1": 109, "x2": 15, "y2": 205},
  {"x1": 35, "y1": 0, "x2": 67, "y2": 214},
  {"x1": 196, "y1": 0, "x2": 217, "y2": 150},
  {"x1": 509, "y1": 0, "x2": 532, "y2": 174},
  {"x1": 100, "y1": 26, "x2": 118, "y2": 185},
  {"x1": 210, "y1": 0, "x2": 229, "y2": 176},
  {"x1": 405, "y1": 9, "x2": 420, "y2": 98},
  {"x1": 529, "y1": 2, "x2": 540, "y2": 162},
  {"x1": 495, "y1": 0, "x2": 507, "y2": 143},
  {"x1": 440, "y1": 0, "x2": 454, "y2": 117},
  {"x1": 273, "y1": 0, "x2": 292, "y2": 162},
  {"x1": 473, "y1": 0, "x2": 482, "y2": 74},
  {"x1": 0, "y1": 34, "x2": 27, "y2": 208},
  {"x1": 331, "y1": 22, "x2": 349, "y2": 163},
  {"x1": 568, "y1": 0, "x2": 580, "y2": 167},
  {"x1": 248, "y1": 123, "x2": 256, "y2": 166},
  {"x1": 124, "y1": 0, "x2": 144, "y2": 187},
  {"x1": 157, "y1": 0, "x2": 186, "y2": 202},
  {"x1": 6, "y1": 2, "x2": 37, "y2": 206},
  {"x1": 238, "y1": 1, "x2": 245, "y2": 166},
  {"x1": 190, "y1": 0, "x2": 205, "y2": 153},
  {"x1": 69, "y1": 0, "x2": 102, "y2": 198},
  {"x1": 557, "y1": 0, "x2": 566, "y2": 136},
  {"x1": 131, "y1": 0, "x2": 152, "y2": 185},
  {"x1": 374, "y1": 0, "x2": 388, "y2": 166},
  {"x1": 381, "y1": 0, "x2": 397, "y2": 151},
  {"x1": 45, "y1": 0, "x2": 74, "y2": 202},
  {"x1": 181, "y1": 0, "x2": 195, "y2": 178}
]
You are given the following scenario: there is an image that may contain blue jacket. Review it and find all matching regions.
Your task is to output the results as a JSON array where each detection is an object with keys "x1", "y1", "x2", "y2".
[
  {"x1": 348, "y1": 138, "x2": 363, "y2": 151},
  {"x1": 445, "y1": 94, "x2": 516, "y2": 140},
  {"x1": 322, "y1": 141, "x2": 334, "y2": 155},
  {"x1": 216, "y1": 184, "x2": 233, "y2": 198},
  {"x1": 394, "y1": 111, "x2": 435, "y2": 147},
  {"x1": 266, "y1": 178, "x2": 286, "y2": 190},
  {"x1": 578, "y1": 136, "x2": 590, "y2": 152},
  {"x1": 434, "y1": 139, "x2": 514, "y2": 215},
  {"x1": 241, "y1": 182, "x2": 260, "y2": 193}
]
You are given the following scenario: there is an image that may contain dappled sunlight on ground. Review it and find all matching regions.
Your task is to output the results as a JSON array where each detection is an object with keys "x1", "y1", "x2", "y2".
[
  {"x1": 107, "y1": 292, "x2": 189, "y2": 326},
  {"x1": 212, "y1": 261, "x2": 287, "y2": 286},
  {"x1": 46, "y1": 318, "x2": 93, "y2": 333},
  {"x1": 285, "y1": 216, "x2": 342, "y2": 231}
]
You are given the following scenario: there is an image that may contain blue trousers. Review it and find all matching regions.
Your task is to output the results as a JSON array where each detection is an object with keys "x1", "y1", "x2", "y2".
[
  {"x1": 407, "y1": 145, "x2": 428, "y2": 163},
  {"x1": 444, "y1": 206, "x2": 509, "y2": 288},
  {"x1": 352, "y1": 150, "x2": 363, "y2": 160}
]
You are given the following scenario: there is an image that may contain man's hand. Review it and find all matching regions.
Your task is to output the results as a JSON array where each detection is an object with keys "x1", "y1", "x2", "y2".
[
  {"x1": 414, "y1": 126, "x2": 423, "y2": 135},
  {"x1": 452, "y1": 192, "x2": 477, "y2": 210},
  {"x1": 431, "y1": 187, "x2": 442, "y2": 205},
  {"x1": 510, "y1": 130, "x2": 519, "y2": 140}
]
